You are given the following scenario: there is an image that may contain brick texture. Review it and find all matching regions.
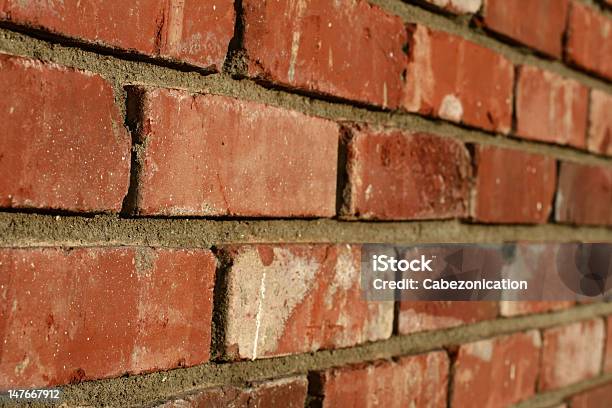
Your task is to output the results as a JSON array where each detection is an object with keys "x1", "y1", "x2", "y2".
[
  {"x1": 471, "y1": 146, "x2": 557, "y2": 224},
  {"x1": 342, "y1": 127, "x2": 471, "y2": 220},
  {"x1": 312, "y1": 352, "x2": 448, "y2": 407},
  {"x1": 540, "y1": 319, "x2": 604, "y2": 390},
  {"x1": 516, "y1": 65, "x2": 588, "y2": 148},
  {"x1": 555, "y1": 162, "x2": 612, "y2": 226},
  {"x1": 423, "y1": 0, "x2": 482, "y2": 14},
  {"x1": 242, "y1": 0, "x2": 408, "y2": 108},
  {"x1": 403, "y1": 25, "x2": 514, "y2": 133},
  {"x1": 588, "y1": 89, "x2": 612, "y2": 156},
  {"x1": 566, "y1": 2, "x2": 612, "y2": 80},
  {"x1": 605, "y1": 316, "x2": 612, "y2": 372},
  {"x1": 0, "y1": 54, "x2": 130, "y2": 213},
  {"x1": 128, "y1": 87, "x2": 339, "y2": 217},
  {"x1": 451, "y1": 331, "x2": 541, "y2": 408},
  {"x1": 221, "y1": 245, "x2": 393, "y2": 360},
  {"x1": 398, "y1": 301, "x2": 498, "y2": 334},
  {"x1": 483, "y1": 0, "x2": 569, "y2": 58},
  {"x1": 570, "y1": 383, "x2": 612, "y2": 408},
  {"x1": 0, "y1": 0, "x2": 234, "y2": 69},
  {"x1": 0, "y1": 247, "x2": 216, "y2": 388}
]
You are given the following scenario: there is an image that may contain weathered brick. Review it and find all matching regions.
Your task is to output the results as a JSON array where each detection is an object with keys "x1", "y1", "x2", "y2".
[
  {"x1": 471, "y1": 146, "x2": 557, "y2": 224},
  {"x1": 0, "y1": 0, "x2": 234, "y2": 69},
  {"x1": 221, "y1": 245, "x2": 393, "y2": 360},
  {"x1": 312, "y1": 352, "x2": 448, "y2": 407},
  {"x1": 402, "y1": 25, "x2": 514, "y2": 133},
  {"x1": 242, "y1": 0, "x2": 408, "y2": 108},
  {"x1": 452, "y1": 331, "x2": 541, "y2": 408},
  {"x1": 483, "y1": 0, "x2": 569, "y2": 57},
  {"x1": 500, "y1": 302, "x2": 574, "y2": 317},
  {"x1": 398, "y1": 301, "x2": 498, "y2": 334},
  {"x1": 540, "y1": 319, "x2": 604, "y2": 390},
  {"x1": 566, "y1": 2, "x2": 612, "y2": 80},
  {"x1": 555, "y1": 162, "x2": 612, "y2": 226},
  {"x1": 0, "y1": 54, "x2": 130, "y2": 213},
  {"x1": 156, "y1": 376, "x2": 307, "y2": 408},
  {"x1": 570, "y1": 383, "x2": 612, "y2": 408},
  {"x1": 604, "y1": 316, "x2": 612, "y2": 372},
  {"x1": 423, "y1": 0, "x2": 482, "y2": 14},
  {"x1": 342, "y1": 127, "x2": 471, "y2": 220},
  {"x1": 516, "y1": 66, "x2": 588, "y2": 148},
  {"x1": 0, "y1": 247, "x2": 216, "y2": 388},
  {"x1": 128, "y1": 87, "x2": 338, "y2": 217},
  {"x1": 588, "y1": 89, "x2": 612, "y2": 156}
]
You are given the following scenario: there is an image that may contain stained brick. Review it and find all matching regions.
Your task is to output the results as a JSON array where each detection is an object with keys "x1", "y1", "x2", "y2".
[
  {"x1": 570, "y1": 383, "x2": 612, "y2": 408},
  {"x1": 398, "y1": 301, "x2": 498, "y2": 334},
  {"x1": 605, "y1": 316, "x2": 612, "y2": 372},
  {"x1": 588, "y1": 89, "x2": 612, "y2": 156},
  {"x1": 423, "y1": 0, "x2": 482, "y2": 14}
]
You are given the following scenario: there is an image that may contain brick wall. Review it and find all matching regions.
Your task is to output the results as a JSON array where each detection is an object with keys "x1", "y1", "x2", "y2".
[{"x1": 0, "y1": 0, "x2": 611, "y2": 407}]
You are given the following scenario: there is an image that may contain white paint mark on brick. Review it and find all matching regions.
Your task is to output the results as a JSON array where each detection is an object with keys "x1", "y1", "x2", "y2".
[{"x1": 439, "y1": 94, "x2": 464, "y2": 123}]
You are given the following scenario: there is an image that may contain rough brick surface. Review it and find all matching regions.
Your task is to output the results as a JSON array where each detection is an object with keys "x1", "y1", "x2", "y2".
[
  {"x1": 242, "y1": 0, "x2": 408, "y2": 108},
  {"x1": 452, "y1": 331, "x2": 541, "y2": 408},
  {"x1": 0, "y1": 0, "x2": 234, "y2": 69},
  {"x1": 342, "y1": 127, "x2": 471, "y2": 220},
  {"x1": 222, "y1": 245, "x2": 393, "y2": 360},
  {"x1": 398, "y1": 301, "x2": 498, "y2": 334},
  {"x1": 500, "y1": 302, "x2": 574, "y2": 317},
  {"x1": 156, "y1": 377, "x2": 308, "y2": 408},
  {"x1": 313, "y1": 352, "x2": 448, "y2": 407},
  {"x1": 605, "y1": 316, "x2": 612, "y2": 372},
  {"x1": 570, "y1": 383, "x2": 612, "y2": 408},
  {"x1": 516, "y1": 65, "x2": 588, "y2": 148},
  {"x1": 402, "y1": 25, "x2": 514, "y2": 133},
  {"x1": 423, "y1": 0, "x2": 482, "y2": 14},
  {"x1": 566, "y1": 2, "x2": 612, "y2": 80},
  {"x1": 588, "y1": 89, "x2": 612, "y2": 156},
  {"x1": 0, "y1": 54, "x2": 130, "y2": 213},
  {"x1": 540, "y1": 319, "x2": 604, "y2": 390},
  {"x1": 471, "y1": 146, "x2": 557, "y2": 224},
  {"x1": 129, "y1": 87, "x2": 338, "y2": 217},
  {"x1": 0, "y1": 247, "x2": 216, "y2": 388},
  {"x1": 555, "y1": 162, "x2": 612, "y2": 226},
  {"x1": 483, "y1": 0, "x2": 569, "y2": 57}
]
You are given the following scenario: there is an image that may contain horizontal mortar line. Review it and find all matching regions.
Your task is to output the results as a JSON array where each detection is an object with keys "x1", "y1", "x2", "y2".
[
  {"x1": 512, "y1": 372, "x2": 612, "y2": 408},
  {"x1": 44, "y1": 302, "x2": 612, "y2": 407},
  {"x1": 1, "y1": 213, "x2": 612, "y2": 248},
  {"x1": 0, "y1": 30, "x2": 612, "y2": 168}
]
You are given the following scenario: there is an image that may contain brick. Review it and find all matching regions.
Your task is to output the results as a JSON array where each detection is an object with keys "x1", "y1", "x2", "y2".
[
  {"x1": 588, "y1": 89, "x2": 612, "y2": 156},
  {"x1": 516, "y1": 66, "x2": 588, "y2": 148},
  {"x1": 452, "y1": 331, "x2": 541, "y2": 408},
  {"x1": 242, "y1": 0, "x2": 409, "y2": 108},
  {"x1": 0, "y1": 247, "x2": 216, "y2": 388},
  {"x1": 566, "y1": 2, "x2": 612, "y2": 80},
  {"x1": 555, "y1": 162, "x2": 612, "y2": 226},
  {"x1": 342, "y1": 127, "x2": 471, "y2": 220},
  {"x1": 398, "y1": 301, "x2": 498, "y2": 334},
  {"x1": 471, "y1": 146, "x2": 557, "y2": 224},
  {"x1": 570, "y1": 383, "x2": 612, "y2": 408},
  {"x1": 128, "y1": 87, "x2": 338, "y2": 217},
  {"x1": 423, "y1": 0, "x2": 482, "y2": 14},
  {"x1": 221, "y1": 245, "x2": 393, "y2": 360},
  {"x1": 0, "y1": 54, "x2": 130, "y2": 213},
  {"x1": 402, "y1": 25, "x2": 514, "y2": 133},
  {"x1": 0, "y1": 0, "x2": 234, "y2": 69},
  {"x1": 483, "y1": 0, "x2": 569, "y2": 57},
  {"x1": 605, "y1": 316, "x2": 612, "y2": 372},
  {"x1": 500, "y1": 302, "x2": 574, "y2": 317},
  {"x1": 540, "y1": 319, "x2": 604, "y2": 390},
  {"x1": 156, "y1": 376, "x2": 307, "y2": 408},
  {"x1": 312, "y1": 352, "x2": 448, "y2": 408}
]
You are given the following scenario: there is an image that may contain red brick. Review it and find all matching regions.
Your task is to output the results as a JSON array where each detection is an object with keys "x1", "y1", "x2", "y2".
[
  {"x1": 0, "y1": 54, "x2": 130, "y2": 213},
  {"x1": 483, "y1": 0, "x2": 569, "y2": 57},
  {"x1": 423, "y1": 0, "x2": 482, "y2": 14},
  {"x1": 566, "y1": 2, "x2": 612, "y2": 80},
  {"x1": 540, "y1": 319, "x2": 604, "y2": 390},
  {"x1": 471, "y1": 146, "x2": 557, "y2": 224},
  {"x1": 570, "y1": 383, "x2": 612, "y2": 408},
  {"x1": 128, "y1": 87, "x2": 338, "y2": 217},
  {"x1": 398, "y1": 301, "x2": 498, "y2": 334},
  {"x1": 500, "y1": 302, "x2": 574, "y2": 317},
  {"x1": 0, "y1": 247, "x2": 216, "y2": 388},
  {"x1": 605, "y1": 316, "x2": 612, "y2": 372},
  {"x1": 242, "y1": 0, "x2": 409, "y2": 108},
  {"x1": 221, "y1": 245, "x2": 393, "y2": 360},
  {"x1": 156, "y1": 376, "x2": 307, "y2": 408},
  {"x1": 516, "y1": 66, "x2": 588, "y2": 148},
  {"x1": 0, "y1": 0, "x2": 234, "y2": 70},
  {"x1": 555, "y1": 162, "x2": 612, "y2": 226},
  {"x1": 402, "y1": 25, "x2": 514, "y2": 133},
  {"x1": 452, "y1": 331, "x2": 541, "y2": 408},
  {"x1": 313, "y1": 352, "x2": 448, "y2": 408},
  {"x1": 342, "y1": 127, "x2": 471, "y2": 220},
  {"x1": 588, "y1": 89, "x2": 612, "y2": 156}
]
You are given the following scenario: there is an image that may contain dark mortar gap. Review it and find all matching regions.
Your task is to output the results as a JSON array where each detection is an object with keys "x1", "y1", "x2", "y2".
[
  {"x1": 548, "y1": 161, "x2": 562, "y2": 224},
  {"x1": 210, "y1": 247, "x2": 233, "y2": 361},
  {"x1": 223, "y1": 0, "x2": 247, "y2": 77},
  {"x1": 306, "y1": 372, "x2": 325, "y2": 408},
  {"x1": 335, "y1": 126, "x2": 352, "y2": 216}
]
